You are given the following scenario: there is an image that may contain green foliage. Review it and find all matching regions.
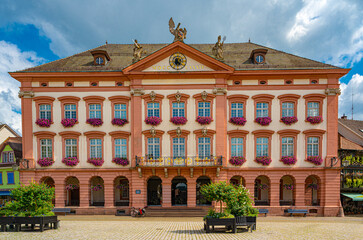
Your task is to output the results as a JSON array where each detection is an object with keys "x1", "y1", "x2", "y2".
[
  {"x1": 345, "y1": 178, "x2": 352, "y2": 187},
  {"x1": 201, "y1": 181, "x2": 258, "y2": 218},
  {"x1": 0, "y1": 182, "x2": 55, "y2": 217}
]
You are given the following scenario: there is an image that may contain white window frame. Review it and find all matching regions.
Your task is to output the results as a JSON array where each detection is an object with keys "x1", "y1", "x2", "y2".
[
  {"x1": 65, "y1": 104, "x2": 77, "y2": 119},
  {"x1": 231, "y1": 137, "x2": 243, "y2": 157},
  {"x1": 281, "y1": 137, "x2": 294, "y2": 157},
  {"x1": 2, "y1": 152, "x2": 14, "y2": 163},
  {"x1": 172, "y1": 102, "x2": 185, "y2": 117},
  {"x1": 256, "y1": 137, "x2": 268, "y2": 157},
  {"x1": 114, "y1": 104, "x2": 127, "y2": 119},
  {"x1": 89, "y1": 104, "x2": 101, "y2": 119},
  {"x1": 172, "y1": 137, "x2": 185, "y2": 158},
  {"x1": 307, "y1": 137, "x2": 319, "y2": 157},
  {"x1": 282, "y1": 102, "x2": 294, "y2": 117},
  {"x1": 147, "y1": 138, "x2": 160, "y2": 158},
  {"x1": 198, "y1": 137, "x2": 211, "y2": 158},
  {"x1": 256, "y1": 102, "x2": 268, "y2": 118},
  {"x1": 39, "y1": 104, "x2": 51, "y2": 120},
  {"x1": 198, "y1": 102, "x2": 211, "y2": 117},
  {"x1": 147, "y1": 102, "x2": 160, "y2": 117},
  {"x1": 115, "y1": 139, "x2": 127, "y2": 158},
  {"x1": 90, "y1": 139, "x2": 102, "y2": 158},
  {"x1": 231, "y1": 103, "x2": 244, "y2": 118},
  {"x1": 307, "y1": 102, "x2": 319, "y2": 117},
  {"x1": 65, "y1": 139, "x2": 77, "y2": 158},
  {"x1": 40, "y1": 139, "x2": 52, "y2": 158}
]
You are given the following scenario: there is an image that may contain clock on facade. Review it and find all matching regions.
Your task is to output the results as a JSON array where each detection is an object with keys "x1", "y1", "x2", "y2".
[
  {"x1": 169, "y1": 52, "x2": 187, "y2": 70},
  {"x1": 255, "y1": 55, "x2": 264, "y2": 64}
]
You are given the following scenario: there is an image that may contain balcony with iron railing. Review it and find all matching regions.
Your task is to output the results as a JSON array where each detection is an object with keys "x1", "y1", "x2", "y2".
[{"x1": 135, "y1": 155, "x2": 223, "y2": 167}]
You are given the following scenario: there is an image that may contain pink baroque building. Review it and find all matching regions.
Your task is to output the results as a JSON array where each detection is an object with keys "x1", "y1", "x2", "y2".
[{"x1": 10, "y1": 40, "x2": 349, "y2": 216}]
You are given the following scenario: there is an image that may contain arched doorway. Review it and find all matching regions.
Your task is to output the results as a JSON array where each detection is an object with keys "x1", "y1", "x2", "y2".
[
  {"x1": 279, "y1": 175, "x2": 295, "y2": 206},
  {"x1": 147, "y1": 177, "x2": 162, "y2": 206},
  {"x1": 65, "y1": 177, "x2": 80, "y2": 206},
  {"x1": 196, "y1": 176, "x2": 211, "y2": 206},
  {"x1": 230, "y1": 175, "x2": 245, "y2": 187},
  {"x1": 90, "y1": 176, "x2": 104, "y2": 206},
  {"x1": 305, "y1": 175, "x2": 320, "y2": 206},
  {"x1": 172, "y1": 177, "x2": 187, "y2": 206},
  {"x1": 254, "y1": 175, "x2": 270, "y2": 206},
  {"x1": 40, "y1": 177, "x2": 55, "y2": 205},
  {"x1": 114, "y1": 176, "x2": 129, "y2": 206}
]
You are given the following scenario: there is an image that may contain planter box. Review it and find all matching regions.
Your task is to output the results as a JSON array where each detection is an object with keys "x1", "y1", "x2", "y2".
[
  {"x1": 0, "y1": 216, "x2": 58, "y2": 232},
  {"x1": 204, "y1": 217, "x2": 235, "y2": 233}
]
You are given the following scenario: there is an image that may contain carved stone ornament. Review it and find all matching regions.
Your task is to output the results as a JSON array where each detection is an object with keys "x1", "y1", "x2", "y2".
[
  {"x1": 201, "y1": 91, "x2": 208, "y2": 101},
  {"x1": 325, "y1": 88, "x2": 341, "y2": 96},
  {"x1": 175, "y1": 91, "x2": 182, "y2": 102},
  {"x1": 216, "y1": 167, "x2": 220, "y2": 177},
  {"x1": 131, "y1": 89, "x2": 145, "y2": 96},
  {"x1": 18, "y1": 91, "x2": 34, "y2": 98},
  {"x1": 190, "y1": 168, "x2": 194, "y2": 178},
  {"x1": 149, "y1": 91, "x2": 157, "y2": 102},
  {"x1": 164, "y1": 168, "x2": 168, "y2": 178},
  {"x1": 132, "y1": 39, "x2": 146, "y2": 63},
  {"x1": 212, "y1": 35, "x2": 226, "y2": 61},
  {"x1": 138, "y1": 168, "x2": 142, "y2": 178},
  {"x1": 150, "y1": 126, "x2": 156, "y2": 137},
  {"x1": 201, "y1": 127, "x2": 208, "y2": 136},
  {"x1": 176, "y1": 127, "x2": 182, "y2": 137},
  {"x1": 169, "y1": 17, "x2": 187, "y2": 42},
  {"x1": 213, "y1": 88, "x2": 227, "y2": 95}
]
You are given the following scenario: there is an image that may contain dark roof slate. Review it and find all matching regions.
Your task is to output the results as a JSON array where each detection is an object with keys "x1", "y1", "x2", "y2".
[
  {"x1": 338, "y1": 119, "x2": 363, "y2": 147},
  {"x1": 16, "y1": 42, "x2": 339, "y2": 72}
]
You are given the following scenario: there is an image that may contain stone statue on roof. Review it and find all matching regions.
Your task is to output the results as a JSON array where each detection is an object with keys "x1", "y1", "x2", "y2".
[
  {"x1": 132, "y1": 39, "x2": 146, "y2": 63},
  {"x1": 212, "y1": 35, "x2": 226, "y2": 61},
  {"x1": 169, "y1": 17, "x2": 187, "y2": 42}
]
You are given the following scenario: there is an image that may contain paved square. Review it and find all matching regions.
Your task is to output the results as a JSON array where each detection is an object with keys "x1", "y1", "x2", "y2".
[{"x1": 0, "y1": 216, "x2": 362, "y2": 240}]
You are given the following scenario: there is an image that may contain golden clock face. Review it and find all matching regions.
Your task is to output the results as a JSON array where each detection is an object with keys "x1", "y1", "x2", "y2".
[{"x1": 169, "y1": 52, "x2": 187, "y2": 70}]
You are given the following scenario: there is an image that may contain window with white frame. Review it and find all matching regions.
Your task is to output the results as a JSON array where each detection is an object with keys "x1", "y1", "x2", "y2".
[
  {"x1": 198, "y1": 137, "x2": 211, "y2": 158},
  {"x1": 282, "y1": 102, "x2": 294, "y2": 117},
  {"x1": 147, "y1": 138, "x2": 160, "y2": 158},
  {"x1": 231, "y1": 103, "x2": 244, "y2": 118},
  {"x1": 172, "y1": 138, "x2": 185, "y2": 158},
  {"x1": 2, "y1": 152, "x2": 14, "y2": 163},
  {"x1": 114, "y1": 103, "x2": 127, "y2": 119},
  {"x1": 90, "y1": 139, "x2": 102, "y2": 158},
  {"x1": 307, "y1": 102, "x2": 319, "y2": 117},
  {"x1": 65, "y1": 139, "x2": 77, "y2": 158},
  {"x1": 172, "y1": 102, "x2": 185, "y2": 117},
  {"x1": 307, "y1": 137, "x2": 319, "y2": 157},
  {"x1": 281, "y1": 137, "x2": 294, "y2": 157},
  {"x1": 65, "y1": 104, "x2": 77, "y2": 119},
  {"x1": 256, "y1": 137, "x2": 268, "y2": 157},
  {"x1": 115, "y1": 139, "x2": 127, "y2": 158},
  {"x1": 198, "y1": 102, "x2": 211, "y2": 117},
  {"x1": 231, "y1": 137, "x2": 243, "y2": 157},
  {"x1": 39, "y1": 104, "x2": 51, "y2": 120},
  {"x1": 147, "y1": 102, "x2": 160, "y2": 117},
  {"x1": 89, "y1": 104, "x2": 101, "y2": 119},
  {"x1": 256, "y1": 102, "x2": 268, "y2": 118},
  {"x1": 40, "y1": 139, "x2": 52, "y2": 158}
]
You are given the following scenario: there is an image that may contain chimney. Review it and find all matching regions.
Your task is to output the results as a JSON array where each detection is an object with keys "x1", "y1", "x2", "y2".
[{"x1": 341, "y1": 114, "x2": 347, "y2": 119}]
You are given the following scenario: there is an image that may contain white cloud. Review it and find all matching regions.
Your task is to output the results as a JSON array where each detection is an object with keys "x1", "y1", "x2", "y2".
[
  {"x1": 339, "y1": 74, "x2": 363, "y2": 120},
  {"x1": 0, "y1": 41, "x2": 44, "y2": 134}
]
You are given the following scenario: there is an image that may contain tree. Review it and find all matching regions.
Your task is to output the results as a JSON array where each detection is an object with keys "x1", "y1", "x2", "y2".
[
  {"x1": 0, "y1": 182, "x2": 55, "y2": 217},
  {"x1": 200, "y1": 181, "x2": 235, "y2": 213}
]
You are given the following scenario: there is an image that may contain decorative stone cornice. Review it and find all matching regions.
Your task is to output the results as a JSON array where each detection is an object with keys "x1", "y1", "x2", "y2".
[
  {"x1": 130, "y1": 88, "x2": 145, "y2": 96},
  {"x1": 325, "y1": 88, "x2": 341, "y2": 96},
  {"x1": 213, "y1": 87, "x2": 227, "y2": 95},
  {"x1": 18, "y1": 91, "x2": 34, "y2": 98}
]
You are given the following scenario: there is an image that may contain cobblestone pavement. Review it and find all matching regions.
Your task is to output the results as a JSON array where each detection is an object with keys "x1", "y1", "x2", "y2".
[{"x1": 0, "y1": 216, "x2": 362, "y2": 240}]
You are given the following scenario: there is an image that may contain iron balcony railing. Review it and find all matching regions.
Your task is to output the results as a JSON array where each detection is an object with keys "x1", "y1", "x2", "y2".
[{"x1": 135, "y1": 155, "x2": 223, "y2": 167}]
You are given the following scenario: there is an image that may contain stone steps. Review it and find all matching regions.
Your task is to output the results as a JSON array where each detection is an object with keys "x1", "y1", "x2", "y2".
[{"x1": 146, "y1": 206, "x2": 210, "y2": 217}]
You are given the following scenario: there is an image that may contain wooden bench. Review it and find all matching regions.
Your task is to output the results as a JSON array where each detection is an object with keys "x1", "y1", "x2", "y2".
[
  {"x1": 52, "y1": 208, "x2": 71, "y2": 216},
  {"x1": 258, "y1": 209, "x2": 269, "y2": 216},
  {"x1": 284, "y1": 209, "x2": 308, "y2": 217}
]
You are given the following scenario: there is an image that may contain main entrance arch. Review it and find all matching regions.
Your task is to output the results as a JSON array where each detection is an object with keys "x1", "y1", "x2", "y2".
[
  {"x1": 147, "y1": 177, "x2": 162, "y2": 206},
  {"x1": 172, "y1": 177, "x2": 187, "y2": 206},
  {"x1": 196, "y1": 176, "x2": 211, "y2": 206}
]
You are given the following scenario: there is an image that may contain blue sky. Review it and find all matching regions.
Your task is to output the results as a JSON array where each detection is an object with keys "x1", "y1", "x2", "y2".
[{"x1": 0, "y1": 0, "x2": 362, "y2": 134}]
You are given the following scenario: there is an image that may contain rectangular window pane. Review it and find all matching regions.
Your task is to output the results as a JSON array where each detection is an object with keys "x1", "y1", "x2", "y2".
[
  {"x1": 89, "y1": 104, "x2": 101, "y2": 119},
  {"x1": 231, "y1": 103, "x2": 244, "y2": 118},
  {"x1": 114, "y1": 104, "x2": 127, "y2": 119},
  {"x1": 282, "y1": 137, "x2": 294, "y2": 156},
  {"x1": 198, "y1": 137, "x2": 211, "y2": 158},
  {"x1": 7, "y1": 172, "x2": 15, "y2": 184},
  {"x1": 282, "y1": 102, "x2": 294, "y2": 117},
  {"x1": 231, "y1": 137, "x2": 243, "y2": 157},
  {"x1": 115, "y1": 138, "x2": 127, "y2": 158},
  {"x1": 172, "y1": 102, "x2": 185, "y2": 117},
  {"x1": 40, "y1": 104, "x2": 51, "y2": 120},
  {"x1": 307, "y1": 102, "x2": 319, "y2": 117},
  {"x1": 40, "y1": 139, "x2": 52, "y2": 158},
  {"x1": 307, "y1": 137, "x2": 319, "y2": 156},
  {"x1": 256, "y1": 137, "x2": 268, "y2": 157},
  {"x1": 256, "y1": 103, "x2": 268, "y2": 118},
  {"x1": 65, "y1": 104, "x2": 77, "y2": 119}
]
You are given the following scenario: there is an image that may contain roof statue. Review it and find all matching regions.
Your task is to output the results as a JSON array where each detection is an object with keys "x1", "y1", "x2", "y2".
[
  {"x1": 212, "y1": 35, "x2": 226, "y2": 61},
  {"x1": 169, "y1": 17, "x2": 187, "y2": 42},
  {"x1": 132, "y1": 39, "x2": 146, "y2": 63}
]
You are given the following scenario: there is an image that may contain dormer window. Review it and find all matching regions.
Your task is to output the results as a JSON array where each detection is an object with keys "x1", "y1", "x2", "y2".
[
  {"x1": 90, "y1": 50, "x2": 111, "y2": 66},
  {"x1": 250, "y1": 49, "x2": 268, "y2": 64}
]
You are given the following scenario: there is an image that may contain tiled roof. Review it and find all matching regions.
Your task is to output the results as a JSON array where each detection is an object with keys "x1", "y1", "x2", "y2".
[
  {"x1": 16, "y1": 42, "x2": 339, "y2": 72},
  {"x1": 0, "y1": 137, "x2": 22, "y2": 159},
  {"x1": 338, "y1": 119, "x2": 363, "y2": 147}
]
